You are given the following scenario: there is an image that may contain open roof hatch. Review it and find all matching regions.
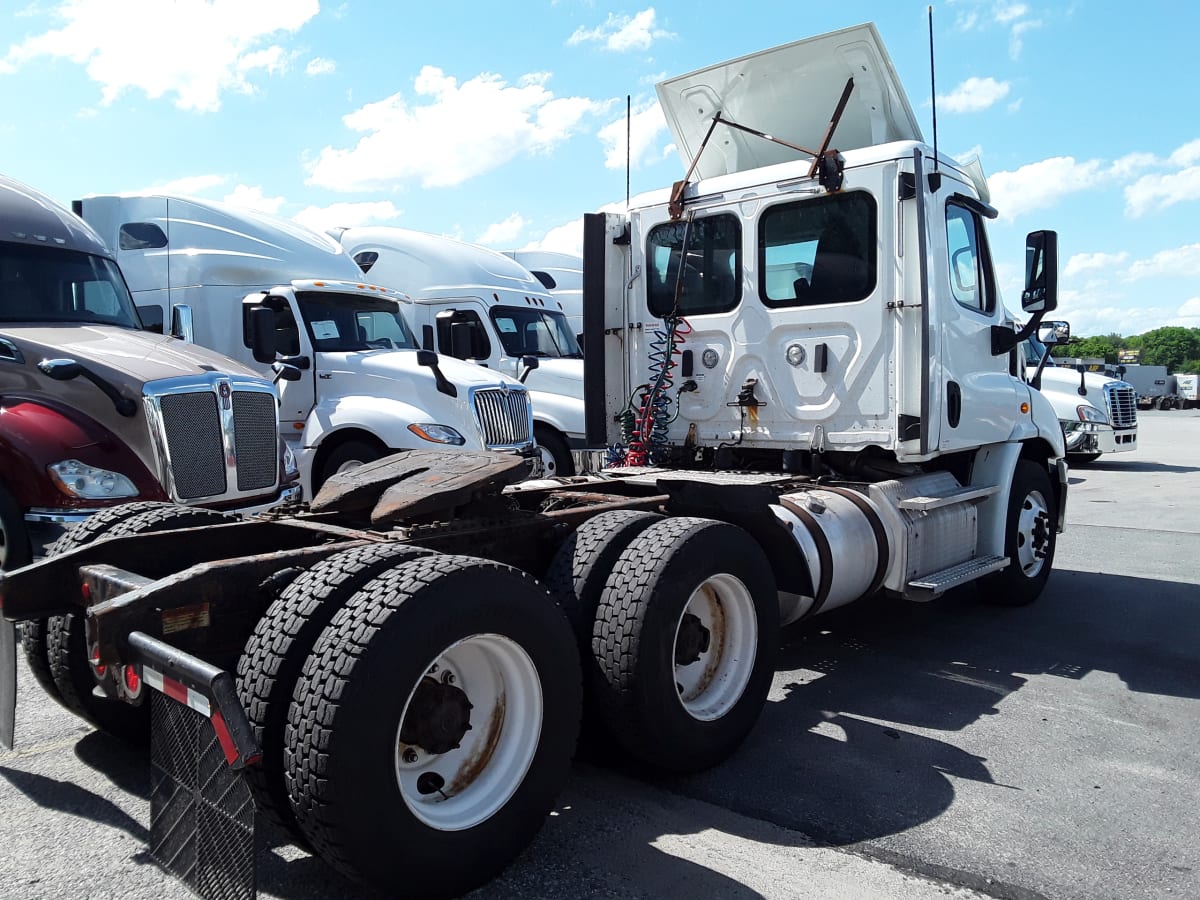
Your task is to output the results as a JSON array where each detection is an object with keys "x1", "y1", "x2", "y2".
[{"x1": 655, "y1": 23, "x2": 922, "y2": 182}]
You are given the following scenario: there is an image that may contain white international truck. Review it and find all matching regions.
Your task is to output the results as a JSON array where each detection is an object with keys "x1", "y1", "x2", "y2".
[
  {"x1": 2, "y1": 23, "x2": 1069, "y2": 900},
  {"x1": 333, "y1": 226, "x2": 587, "y2": 475},
  {"x1": 73, "y1": 196, "x2": 536, "y2": 495},
  {"x1": 1023, "y1": 327, "x2": 1138, "y2": 462}
]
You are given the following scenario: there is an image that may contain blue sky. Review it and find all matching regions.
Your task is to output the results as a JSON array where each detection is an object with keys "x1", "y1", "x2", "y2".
[{"x1": 2, "y1": 1, "x2": 1197, "y2": 337}]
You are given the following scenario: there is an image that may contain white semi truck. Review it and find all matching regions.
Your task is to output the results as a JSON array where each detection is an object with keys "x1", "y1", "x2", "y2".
[
  {"x1": 1023, "y1": 326, "x2": 1138, "y2": 463},
  {"x1": 74, "y1": 195, "x2": 536, "y2": 494},
  {"x1": 2, "y1": 23, "x2": 1069, "y2": 900},
  {"x1": 333, "y1": 226, "x2": 587, "y2": 476}
]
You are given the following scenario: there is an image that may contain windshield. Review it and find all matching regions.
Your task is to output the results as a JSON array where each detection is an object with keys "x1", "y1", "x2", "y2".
[
  {"x1": 295, "y1": 291, "x2": 419, "y2": 352},
  {"x1": 0, "y1": 242, "x2": 141, "y2": 328},
  {"x1": 489, "y1": 307, "x2": 581, "y2": 358}
]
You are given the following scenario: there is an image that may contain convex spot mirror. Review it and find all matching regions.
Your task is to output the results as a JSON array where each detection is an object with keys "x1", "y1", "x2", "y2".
[
  {"x1": 1021, "y1": 230, "x2": 1059, "y2": 314},
  {"x1": 1037, "y1": 320, "x2": 1070, "y2": 345}
]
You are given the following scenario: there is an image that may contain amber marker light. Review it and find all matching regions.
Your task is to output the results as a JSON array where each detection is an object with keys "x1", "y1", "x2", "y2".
[{"x1": 1020, "y1": 402, "x2": 1030, "y2": 414}]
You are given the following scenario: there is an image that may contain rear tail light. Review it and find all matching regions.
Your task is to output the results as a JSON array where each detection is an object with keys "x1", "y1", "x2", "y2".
[{"x1": 122, "y1": 664, "x2": 142, "y2": 699}]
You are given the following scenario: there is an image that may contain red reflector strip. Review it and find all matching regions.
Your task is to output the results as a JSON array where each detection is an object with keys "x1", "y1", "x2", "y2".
[
  {"x1": 142, "y1": 666, "x2": 211, "y2": 718},
  {"x1": 209, "y1": 710, "x2": 240, "y2": 766}
]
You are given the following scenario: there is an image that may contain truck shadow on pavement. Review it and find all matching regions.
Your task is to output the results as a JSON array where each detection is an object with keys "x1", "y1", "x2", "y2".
[
  {"x1": 655, "y1": 568, "x2": 1200, "y2": 850},
  {"x1": 1073, "y1": 460, "x2": 1200, "y2": 474}
]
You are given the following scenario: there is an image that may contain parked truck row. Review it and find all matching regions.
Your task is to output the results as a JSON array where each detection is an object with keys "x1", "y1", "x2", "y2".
[{"x1": 3, "y1": 22, "x2": 1073, "y2": 900}]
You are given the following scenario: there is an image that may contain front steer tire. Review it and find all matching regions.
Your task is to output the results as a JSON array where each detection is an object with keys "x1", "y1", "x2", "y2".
[
  {"x1": 285, "y1": 555, "x2": 581, "y2": 899},
  {"x1": 979, "y1": 459, "x2": 1058, "y2": 607}
]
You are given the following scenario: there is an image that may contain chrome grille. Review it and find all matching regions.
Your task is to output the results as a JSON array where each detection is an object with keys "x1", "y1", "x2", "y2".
[
  {"x1": 233, "y1": 391, "x2": 277, "y2": 491},
  {"x1": 158, "y1": 392, "x2": 227, "y2": 499},
  {"x1": 1104, "y1": 383, "x2": 1138, "y2": 429},
  {"x1": 472, "y1": 387, "x2": 533, "y2": 448}
]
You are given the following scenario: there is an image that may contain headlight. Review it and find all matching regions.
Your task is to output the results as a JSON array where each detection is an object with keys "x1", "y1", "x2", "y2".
[
  {"x1": 1076, "y1": 404, "x2": 1109, "y2": 425},
  {"x1": 48, "y1": 459, "x2": 138, "y2": 499},
  {"x1": 281, "y1": 441, "x2": 299, "y2": 479},
  {"x1": 407, "y1": 423, "x2": 467, "y2": 445}
]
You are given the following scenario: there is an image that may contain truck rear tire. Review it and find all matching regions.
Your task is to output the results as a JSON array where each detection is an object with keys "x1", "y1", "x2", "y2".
[
  {"x1": 544, "y1": 509, "x2": 663, "y2": 646},
  {"x1": 980, "y1": 460, "x2": 1057, "y2": 606},
  {"x1": 45, "y1": 505, "x2": 234, "y2": 743},
  {"x1": 285, "y1": 555, "x2": 580, "y2": 898},
  {"x1": 20, "y1": 501, "x2": 183, "y2": 706},
  {"x1": 237, "y1": 541, "x2": 434, "y2": 841},
  {"x1": 591, "y1": 517, "x2": 779, "y2": 773}
]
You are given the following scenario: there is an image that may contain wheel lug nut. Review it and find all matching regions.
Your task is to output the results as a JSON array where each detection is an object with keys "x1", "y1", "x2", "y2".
[
  {"x1": 441, "y1": 671, "x2": 455, "y2": 685},
  {"x1": 402, "y1": 748, "x2": 418, "y2": 764}
]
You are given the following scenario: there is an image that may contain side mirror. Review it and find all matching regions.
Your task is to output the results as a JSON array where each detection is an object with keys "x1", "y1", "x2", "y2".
[
  {"x1": 170, "y1": 304, "x2": 195, "y2": 343},
  {"x1": 421, "y1": 323, "x2": 434, "y2": 352},
  {"x1": 1021, "y1": 230, "x2": 1058, "y2": 314},
  {"x1": 519, "y1": 354, "x2": 540, "y2": 383},
  {"x1": 272, "y1": 362, "x2": 302, "y2": 383},
  {"x1": 248, "y1": 306, "x2": 278, "y2": 364},
  {"x1": 416, "y1": 348, "x2": 458, "y2": 398},
  {"x1": 1037, "y1": 320, "x2": 1070, "y2": 345},
  {"x1": 37, "y1": 358, "x2": 83, "y2": 381}
]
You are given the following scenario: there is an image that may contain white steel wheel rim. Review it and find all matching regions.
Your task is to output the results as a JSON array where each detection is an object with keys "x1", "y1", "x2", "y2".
[
  {"x1": 394, "y1": 633, "x2": 543, "y2": 831},
  {"x1": 1016, "y1": 488, "x2": 1051, "y2": 578},
  {"x1": 334, "y1": 458, "x2": 366, "y2": 475},
  {"x1": 536, "y1": 443, "x2": 558, "y2": 477},
  {"x1": 672, "y1": 573, "x2": 758, "y2": 721}
]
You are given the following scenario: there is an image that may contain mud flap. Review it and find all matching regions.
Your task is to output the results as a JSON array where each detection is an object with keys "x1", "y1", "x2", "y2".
[
  {"x1": 150, "y1": 693, "x2": 256, "y2": 900},
  {"x1": 0, "y1": 619, "x2": 15, "y2": 750}
]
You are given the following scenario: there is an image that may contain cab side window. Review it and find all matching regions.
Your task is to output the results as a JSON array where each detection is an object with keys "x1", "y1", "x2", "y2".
[{"x1": 946, "y1": 204, "x2": 996, "y2": 315}]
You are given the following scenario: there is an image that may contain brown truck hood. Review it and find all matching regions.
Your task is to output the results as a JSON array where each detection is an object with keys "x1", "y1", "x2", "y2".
[{"x1": 0, "y1": 323, "x2": 262, "y2": 387}]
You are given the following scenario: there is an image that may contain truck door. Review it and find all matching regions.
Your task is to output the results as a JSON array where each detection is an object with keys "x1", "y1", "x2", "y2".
[
  {"x1": 933, "y1": 193, "x2": 1021, "y2": 452},
  {"x1": 242, "y1": 295, "x2": 316, "y2": 428}
]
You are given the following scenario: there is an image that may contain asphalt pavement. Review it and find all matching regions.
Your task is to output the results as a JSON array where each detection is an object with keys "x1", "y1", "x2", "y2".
[{"x1": 1, "y1": 409, "x2": 1196, "y2": 899}]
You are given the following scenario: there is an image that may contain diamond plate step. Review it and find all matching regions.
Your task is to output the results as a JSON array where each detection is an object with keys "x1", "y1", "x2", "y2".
[
  {"x1": 897, "y1": 484, "x2": 998, "y2": 512},
  {"x1": 907, "y1": 554, "x2": 1009, "y2": 597}
]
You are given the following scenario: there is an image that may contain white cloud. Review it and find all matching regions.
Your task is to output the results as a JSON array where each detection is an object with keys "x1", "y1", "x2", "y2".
[
  {"x1": 1008, "y1": 18, "x2": 1042, "y2": 59},
  {"x1": 1168, "y1": 139, "x2": 1200, "y2": 167},
  {"x1": 1125, "y1": 244, "x2": 1200, "y2": 281},
  {"x1": 1064, "y1": 251, "x2": 1129, "y2": 278},
  {"x1": 307, "y1": 66, "x2": 606, "y2": 191},
  {"x1": 597, "y1": 100, "x2": 667, "y2": 170},
  {"x1": 1171, "y1": 297, "x2": 1200, "y2": 326},
  {"x1": 521, "y1": 201, "x2": 628, "y2": 256},
  {"x1": 567, "y1": 8, "x2": 674, "y2": 52},
  {"x1": 476, "y1": 213, "x2": 527, "y2": 247},
  {"x1": 989, "y1": 156, "x2": 1109, "y2": 220},
  {"x1": 1124, "y1": 166, "x2": 1200, "y2": 218},
  {"x1": 306, "y1": 57, "x2": 336, "y2": 77},
  {"x1": 292, "y1": 200, "x2": 403, "y2": 233},
  {"x1": 0, "y1": 0, "x2": 319, "y2": 112},
  {"x1": 223, "y1": 184, "x2": 285, "y2": 215},
  {"x1": 938, "y1": 76, "x2": 1011, "y2": 113},
  {"x1": 994, "y1": 4, "x2": 1029, "y2": 24}
]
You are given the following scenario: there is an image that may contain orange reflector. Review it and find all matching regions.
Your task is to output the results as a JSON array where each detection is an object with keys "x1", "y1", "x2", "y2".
[
  {"x1": 313, "y1": 281, "x2": 326, "y2": 287},
  {"x1": 293, "y1": 422, "x2": 304, "y2": 430},
  {"x1": 124, "y1": 665, "x2": 140, "y2": 694},
  {"x1": 1020, "y1": 402, "x2": 1030, "y2": 414}
]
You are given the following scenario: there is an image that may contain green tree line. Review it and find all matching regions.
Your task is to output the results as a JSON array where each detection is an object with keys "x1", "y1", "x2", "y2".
[{"x1": 1066, "y1": 326, "x2": 1200, "y2": 373}]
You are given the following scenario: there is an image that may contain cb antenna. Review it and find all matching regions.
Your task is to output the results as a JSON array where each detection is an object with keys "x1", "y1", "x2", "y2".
[{"x1": 928, "y1": 6, "x2": 941, "y2": 188}]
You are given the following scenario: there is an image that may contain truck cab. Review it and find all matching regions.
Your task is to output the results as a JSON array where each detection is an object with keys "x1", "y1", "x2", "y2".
[
  {"x1": 75, "y1": 195, "x2": 536, "y2": 495},
  {"x1": 584, "y1": 23, "x2": 1067, "y2": 607},
  {"x1": 0, "y1": 175, "x2": 298, "y2": 565},
  {"x1": 334, "y1": 227, "x2": 586, "y2": 476}
]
